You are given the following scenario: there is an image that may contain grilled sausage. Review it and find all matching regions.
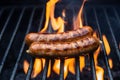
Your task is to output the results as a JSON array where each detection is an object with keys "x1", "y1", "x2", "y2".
[
  {"x1": 25, "y1": 26, "x2": 93, "y2": 45},
  {"x1": 27, "y1": 36, "x2": 100, "y2": 58}
]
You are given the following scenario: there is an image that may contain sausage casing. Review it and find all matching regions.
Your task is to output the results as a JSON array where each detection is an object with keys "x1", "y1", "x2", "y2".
[
  {"x1": 27, "y1": 36, "x2": 100, "y2": 58},
  {"x1": 25, "y1": 26, "x2": 93, "y2": 45}
]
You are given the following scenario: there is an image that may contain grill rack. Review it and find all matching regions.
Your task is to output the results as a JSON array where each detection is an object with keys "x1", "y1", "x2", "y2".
[{"x1": 0, "y1": 5, "x2": 120, "y2": 80}]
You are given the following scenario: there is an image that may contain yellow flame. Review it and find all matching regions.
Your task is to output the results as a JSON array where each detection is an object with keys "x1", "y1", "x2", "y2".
[
  {"x1": 79, "y1": 56, "x2": 85, "y2": 72},
  {"x1": 47, "y1": 60, "x2": 51, "y2": 77},
  {"x1": 53, "y1": 59, "x2": 69, "y2": 79},
  {"x1": 73, "y1": 0, "x2": 87, "y2": 29},
  {"x1": 102, "y1": 35, "x2": 111, "y2": 55},
  {"x1": 23, "y1": 60, "x2": 29, "y2": 74},
  {"x1": 108, "y1": 58, "x2": 113, "y2": 69},
  {"x1": 31, "y1": 58, "x2": 42, "y2": 78},
  {"x1": 96, "y1": 66, "x2": 104, "y2": 80},
  {"x1": 68, "y1": 58, "x2": 75, "y2": 74},
  {"x1": 93, "y1": 32, "x2": 104, "y2": 80},
  {"x1": 40, "y1": 0, "x2": 65, "y2": 33}
]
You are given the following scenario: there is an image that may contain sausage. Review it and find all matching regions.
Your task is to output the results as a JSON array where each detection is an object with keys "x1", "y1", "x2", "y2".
[
  {"x1": 25, "y1": 26, "x2": 93, "y2": 45},
  {"x1": 26, "y1": 36, "x2": 100, "y2": 58}
]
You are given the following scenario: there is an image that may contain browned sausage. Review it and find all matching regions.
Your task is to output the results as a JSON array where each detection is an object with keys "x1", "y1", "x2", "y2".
[
  {"x1": 26, "y1": 36, "x2": 100, "y2": 58},
  {"x1": 25, "y1": 26, "x2": 93, "y2": 45}
]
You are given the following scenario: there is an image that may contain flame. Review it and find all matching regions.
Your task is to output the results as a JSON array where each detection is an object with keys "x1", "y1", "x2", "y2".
[
  {"x1": 96, "y1": 66, "x2": 104, "y2": 80},
  {"x1": 40, "y1": 0, "x2": 65, "y2": 33},
  {"x1": 53, "y1": 59, "x2": 68, "y2": 79},
  {"x1": 93, "y1": 31, "x2": 101, "y2": 66},
  {"x1": 68, "y1": 58, "x2": 75, "y2": 74},
  {"x1": 108, "y1": 58, "x2": 113, "y2": 69},
  {"x1": 47, "y1": 60, "x2": 51, "y2": 77},
  {"x1": 31, "y1": 58, "x2": 42, "y2": 78},
  {"x1": 102, "y1": 35, "x2": 111, "y2": 55},
  {"x1": 79, "y1": 56, "x2": 85, "y2": 72},
  {"x1": 23, "y1": 60, "x2": 29, "y2": 74},
  {"x1": 73, "y1": 0, "x2": 87, "y2": 29},
  {"x1": 93, "y1": 32, "x2": 104, "y2": 80}
]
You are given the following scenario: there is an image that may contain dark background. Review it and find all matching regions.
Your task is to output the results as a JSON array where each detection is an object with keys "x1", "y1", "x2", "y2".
[{"x1": 0, "y1": 0, "x2": 120, "y2": 6}]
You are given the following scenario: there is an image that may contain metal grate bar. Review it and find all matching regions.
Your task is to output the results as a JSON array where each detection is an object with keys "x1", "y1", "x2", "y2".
[
  {"x1": 93, "y1": 8, "x2": 113, "y2": 80},
  {"x1": 75, "y1": 57, "x2": 80, "y2": 80},
  {"x1": 106, "y1": 8, "x2": 120, "y2": 61},
  {"x1": 84, "y1": 9, "x2": 97, "y2": 80},
  {"x1": 0, "y1": 8, "x2": 24, "y2": 74},
  {"x1": 0, "y1": 8, "x2": 14, "y2": 40},
  {"x1": 90, "y1": 54, "x2": 97, "y2": 80},
  {"x1": 59, "y1": 58, "x2": 64, "y2": 80},
  {"x1": 25, "y1": 58, "x2": 34, "y2": 80},
  {"x1": 42, "y1": 59, "x2": 49, "y2": 80},
  {"x1": 10, "y1": 8, "x2": 35, "y2": 80}
]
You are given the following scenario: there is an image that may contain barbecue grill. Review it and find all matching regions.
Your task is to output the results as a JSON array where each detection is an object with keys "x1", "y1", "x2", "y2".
[{"x1": 0, "y1": 0, "x2": 120, "y2": 80}]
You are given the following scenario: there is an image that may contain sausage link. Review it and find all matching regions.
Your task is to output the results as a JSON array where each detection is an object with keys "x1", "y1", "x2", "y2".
[
  {"x1": 25, "y1": 26, "x2": 93, "y2": 45},
  {"x1": 27, "y1": 36, "x2": 100, "y2": 58}
]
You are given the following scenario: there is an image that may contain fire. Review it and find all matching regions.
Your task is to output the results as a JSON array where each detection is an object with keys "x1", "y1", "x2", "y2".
[
  {"x1": 79, "y1": 56, "x2": 85, "y2": 72},
  {"x1": 47, "y1": 60, "x2": 51, "y2": 77},
  {"x1": 108, "y1": 58, "x2": 113, "y2": 69},
  {"x1": 23, "y1": 60, "x2": 29, "y2": 74},
  {"x1": 23, "y1": 58, "x2": 51, "y2": 78},
  {"x1": 40, "y1": 0, "x2": 65, "y2": 33},
  {"x1": 31, "y1": 58, "x2": 42, "y2": 78},
  {"x1": 102, "y1": 35, "x2": 111, "y2": 55},
  {"x1": 73, "y1": 0, "x2": 87, "y2": 29},
  {"x1": 68, "y1": 58, "x2": 75, "y2": 74},
  {"x1": 93, "y1": 32, "x2": 104, "y2": 80},
  {"x1": 23, "y1": 0, "x2": 92, "y2": 79},
  {"x1": 53, "y1": 59, "x2": 69, "y2": 79},
  {"x1": 102, "y1": 35, "x2": 113, "y2": 69},
  {"x1": 96, "y1": 66, "x2": 104, "y2": 80}
]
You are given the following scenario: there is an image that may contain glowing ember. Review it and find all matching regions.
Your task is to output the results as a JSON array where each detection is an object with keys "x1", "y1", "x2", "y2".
[
  {"x1": 102, "y1": 35, "x2": 111, "y2": 55},
  {"x1": 23, "y1": 60, "x2": 29, "y2": 74}
]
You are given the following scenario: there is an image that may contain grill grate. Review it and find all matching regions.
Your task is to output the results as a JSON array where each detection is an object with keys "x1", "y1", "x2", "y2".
[{"x1": 0, "y1": 5, "x2": 120, "y2": 80}]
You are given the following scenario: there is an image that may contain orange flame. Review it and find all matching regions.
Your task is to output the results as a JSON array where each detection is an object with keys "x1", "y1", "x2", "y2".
[
  {"x1": 96, "y1": 66, "x2": 104, "y2": 80},
  {"x1": 23, "y1": 0, "x2": 92, "y2": 79},
  {"x1": 23, "y1": 58, "x2": 51, "y2": 78},
  {"x1": 79, "y1": 56, "x2": 85, "y2": 72},
  {"x1": 31, "y1": 58, "x2": 42, "y2": 78},
  {"x1": 68, "y1": 58, "x2": 75, "y2": 74},
  {"x1": 73, "y1": 0, "x2": 87, "y2": 29},
  {"x1": 53, "y1": 59, "x2": 69, "y2": 79},
  {"x1": 108, "y1": 58, "x2": 113, "y2": 69},
  {"x1": 93, "y1": 32, "x2": 104, "y2": 80},
  {"x1": 93, "y1": 31, "x2": 101, "y2": 66},
  {"x1": 40, "y1": 0, "x2": 65, "y2": 33},
  {"x1": 23, "y1": 60, "x2": 29, "y2": 74},
  {"x1": 102, "y1": 35, "x2": 111, "y2": 55}
]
